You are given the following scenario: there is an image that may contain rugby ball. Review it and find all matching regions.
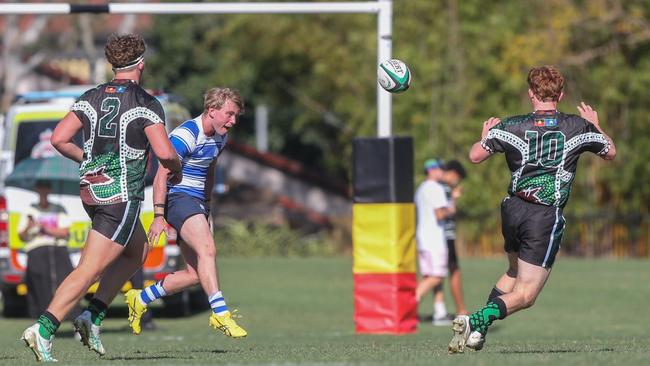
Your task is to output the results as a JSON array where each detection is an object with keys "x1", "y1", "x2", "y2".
[{"x1": 377, "y1": 59, "x2": 411, "y2": 93}]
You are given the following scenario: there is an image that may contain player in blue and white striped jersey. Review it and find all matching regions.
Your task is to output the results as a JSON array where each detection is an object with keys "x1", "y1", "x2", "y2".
[
  {"x1": 167, "y1": 114, "x2": 228, "y2": 199},
  {"x1": 124, "y1": 88, "x2": 247, "y2": 338}
]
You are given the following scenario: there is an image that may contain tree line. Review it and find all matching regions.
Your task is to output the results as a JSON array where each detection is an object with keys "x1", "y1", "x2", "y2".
[{"x1": 145, "y1": 0, "x2": 650, "y2": 249}]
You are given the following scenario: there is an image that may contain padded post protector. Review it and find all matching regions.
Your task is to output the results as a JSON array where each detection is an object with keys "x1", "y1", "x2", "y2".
[
  {"x1": 353, "y1": 137, "x2": 413, "y2": 203},
  {"x1": 352, "y1": 203, "x2": 416, "y2": 274},
  {"x1": 353, "y1": 273, "x2": 417, "y2": 334}
]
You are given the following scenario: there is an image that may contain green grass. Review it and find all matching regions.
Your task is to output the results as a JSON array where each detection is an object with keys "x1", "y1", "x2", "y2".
[{"x1": 1, "y1": 257, "x2": 648, "y2": 365}]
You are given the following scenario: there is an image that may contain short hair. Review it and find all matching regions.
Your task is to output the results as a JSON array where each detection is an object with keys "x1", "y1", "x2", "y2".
[
  {"x1": 443, "y1": 159, "x2": 466, "y2": 179},
  {"x1": 105, "y1": 33, "x2": 146, "y2": 70},
  {"x1": 423, "y1": 158, "x2": 443, "y2": 175},
  {"x1": 527, "y1": 65, "x2": 564, "y2": 102},
  {"x1": 203, "y1": 88, "x2": 245, "y2": 114}
]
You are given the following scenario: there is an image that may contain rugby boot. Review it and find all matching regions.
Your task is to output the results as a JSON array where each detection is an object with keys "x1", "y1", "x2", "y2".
[
  {"x1": 125, "y1": 289, "x2": 149, "y2": 335},
  {"x1": 21, "y1": 323, "x2": 57, "y2": 362},
  {"x1": 448, "y1": 315, "x2": 471, "y2": 354},
  {"x1": 73, "y1": 311, "x2": 106, "y2": 356},
  {"x1": 209, "y1": 310, "x2": 247, "y2": 338}
]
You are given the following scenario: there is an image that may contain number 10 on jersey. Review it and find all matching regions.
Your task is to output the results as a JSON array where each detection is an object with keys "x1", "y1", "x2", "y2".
[{"x1": 524, "y1": 130, "x2": 565, "y2": 167}]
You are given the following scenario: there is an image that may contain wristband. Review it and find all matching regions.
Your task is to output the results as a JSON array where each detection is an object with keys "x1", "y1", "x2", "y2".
[{"x1": 154, "y1": 213, "x2": 164, "y2": 218}]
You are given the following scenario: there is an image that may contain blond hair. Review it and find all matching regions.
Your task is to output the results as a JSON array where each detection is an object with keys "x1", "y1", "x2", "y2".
[{"x1": 203, "y1": 88, "x2": 244, "y2": 114}]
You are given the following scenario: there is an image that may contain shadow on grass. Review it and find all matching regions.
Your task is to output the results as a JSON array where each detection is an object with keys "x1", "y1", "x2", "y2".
[
  {"x1": 498, "y1": 348, "x2": 615, "y2": 354},
  {"x1": 102, "y1": 348, "x2": 231, "y2": 360},
  {"x1": 56, "y1": 326, "x2": 136, "y2": 338}
]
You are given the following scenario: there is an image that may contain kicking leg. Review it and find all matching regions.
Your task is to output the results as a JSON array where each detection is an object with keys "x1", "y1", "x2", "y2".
[
  {"x1": 497, "y1": 259, "x2": 551, "y2": 315},
  {"x1": 489, "y1": 251, "x2": 519, "y2": 301},
  {"x1": 450, "y1": 258, "x2": 551, "y2": 354},
  {"x1": 153, "y1": 239, "x2": 201, "y2": 294},
  {"x1": 126, "y1": 239, "x2": 201, "y2": 334},
  {"x1": 180, "y1": 214, "x2": 246, "y2": 338}
]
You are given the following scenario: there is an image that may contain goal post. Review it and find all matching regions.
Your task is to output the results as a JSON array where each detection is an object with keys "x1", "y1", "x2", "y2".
[{"x1": 0, "y1": 1, "x2": 394, "y2": 137}]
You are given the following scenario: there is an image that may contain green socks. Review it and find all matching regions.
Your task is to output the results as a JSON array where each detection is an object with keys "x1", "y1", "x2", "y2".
[
  {"x1": 87, "y1": 298, "x2": 109, "y2": 326},
  {"x1": 37, "y1": 312, "x2": 60, "y2": 340},
  {"x1": 469, "y1": 297, "x2": 507, "y2": 335}
]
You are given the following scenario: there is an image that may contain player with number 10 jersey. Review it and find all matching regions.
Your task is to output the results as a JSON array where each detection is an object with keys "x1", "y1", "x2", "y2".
[
  {"x1": 481, "y1": 110, "x2": 610, "y2": 208},
  {"x1": 448, "y1": 65, "x2": 616, "y2": 354}
]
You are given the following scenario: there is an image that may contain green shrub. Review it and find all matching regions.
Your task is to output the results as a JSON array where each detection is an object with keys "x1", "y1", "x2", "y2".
[{"x1": 214, "y1": 219, "x2": 339, "y2": 257}]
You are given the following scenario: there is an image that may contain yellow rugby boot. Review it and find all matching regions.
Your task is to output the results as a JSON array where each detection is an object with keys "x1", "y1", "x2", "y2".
[
  {"x1": 209, "y1": 311, "x2": 247, "y2": 338},
  {"x1": 125, "y1": 289, "x2": 148, "y2": 335}
]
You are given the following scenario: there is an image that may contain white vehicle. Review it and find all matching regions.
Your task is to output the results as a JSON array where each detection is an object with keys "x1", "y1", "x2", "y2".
[{"x1": 0, "y1": 86, "x2": 201, "y2": 317}]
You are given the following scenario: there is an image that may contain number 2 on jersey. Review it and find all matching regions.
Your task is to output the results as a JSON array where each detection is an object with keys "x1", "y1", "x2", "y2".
[
  {"x1": 98, "y1": 97, "x2": 120, "y2": 138},
  {"x1": 524, "y1": 130, "x2": 565, "y2": 167}
]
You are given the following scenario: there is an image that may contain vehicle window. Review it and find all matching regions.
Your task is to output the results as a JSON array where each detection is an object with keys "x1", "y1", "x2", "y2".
[{"x1": 14, "y1": 121, "x2": 83, "y2": 165}]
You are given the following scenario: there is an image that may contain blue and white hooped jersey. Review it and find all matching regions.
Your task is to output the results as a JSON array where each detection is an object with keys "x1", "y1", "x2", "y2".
[{"x1": 168, "y1": 115, "x2": 228, "y2": 199}]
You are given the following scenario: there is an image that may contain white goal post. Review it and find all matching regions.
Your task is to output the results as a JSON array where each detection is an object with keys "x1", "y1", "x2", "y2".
[{"x1": 0, "y1": 1, "x2": 394, "y2": 137}]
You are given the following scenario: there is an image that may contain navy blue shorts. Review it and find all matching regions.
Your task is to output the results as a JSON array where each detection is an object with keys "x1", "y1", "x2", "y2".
[{"x1": 165, "y1": 192, "x2": 209, "y2": 233}]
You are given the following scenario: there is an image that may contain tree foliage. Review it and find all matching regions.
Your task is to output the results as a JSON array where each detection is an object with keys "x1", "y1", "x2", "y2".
[{"x1": 146, "y1": 0, "x2": 650, "y2": 239}]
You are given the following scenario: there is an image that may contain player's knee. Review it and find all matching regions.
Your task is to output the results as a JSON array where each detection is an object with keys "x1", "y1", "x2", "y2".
[
  {"x1": 522, "y1": 292, "x2": 537, "y2": 308},
  {"x1": 198, "y1": 243, "x2": 216, "y2": 258},
  {"x1": 76, "y1": 262, "x2": 103, "y2": 280},
  {"x1": 188, "y1": 271, "x2": 200, "y2": 285}
]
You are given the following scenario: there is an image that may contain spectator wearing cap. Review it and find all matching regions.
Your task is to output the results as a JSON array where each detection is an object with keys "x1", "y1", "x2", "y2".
[{"x1": 414, "y1": 159, "x2": 456, "y2": 325}]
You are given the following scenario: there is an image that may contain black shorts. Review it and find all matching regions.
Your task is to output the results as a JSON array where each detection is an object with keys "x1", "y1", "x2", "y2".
[
  {"x1": 501, "y1": 196, "x2": 566, "y2": 268},
  {"x1": 447, "y1": 239, "x2": 459, "y2": 268},
  {"x1": 83, "y1": 201, "x2": 142, "y2": 246},
  {"x1": 165, "y1": 192, "x2": 209, "y2": 233}
]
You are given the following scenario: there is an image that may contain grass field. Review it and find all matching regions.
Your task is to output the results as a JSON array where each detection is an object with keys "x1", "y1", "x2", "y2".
[{"x1": 0, "y1": 257, "x2": 648, "y2": 365}]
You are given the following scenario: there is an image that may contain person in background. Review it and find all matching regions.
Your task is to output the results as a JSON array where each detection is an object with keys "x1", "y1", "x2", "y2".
[
  {"x1": 415, "y1": 159, "x2": 457, "y2": 326},
  {"x1": 18, "y1": 180, "x2": 80, "y2": 319},
  {"x1": 437, "y1": 160, "x2": 468, "y2": 317}
]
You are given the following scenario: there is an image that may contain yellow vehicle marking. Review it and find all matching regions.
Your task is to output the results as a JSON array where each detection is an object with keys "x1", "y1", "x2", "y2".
[{"x1": 9, "y1": 211, "x2": 164, "y2": 250}]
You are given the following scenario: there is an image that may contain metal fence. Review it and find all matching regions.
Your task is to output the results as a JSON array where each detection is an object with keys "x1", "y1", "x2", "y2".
[{"x1": 458, "y1": 213, "x2": 650, "y2": 259}]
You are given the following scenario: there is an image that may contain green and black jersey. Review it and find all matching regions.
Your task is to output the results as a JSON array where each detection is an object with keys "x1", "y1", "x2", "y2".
[
  {"x1": 71, "y1": 79, "x2": 165, "y2": 205},
  {"x1": 481, "y1": 111, "x2": 610, "y2": 208}
]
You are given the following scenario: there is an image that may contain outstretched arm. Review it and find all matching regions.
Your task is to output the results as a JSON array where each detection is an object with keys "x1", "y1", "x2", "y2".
[
  {"x1": 577, "y1": 102, "x2": 616, "y2": 160},
  {"x1": 469, "y1": 117, "x2": 501, "y2": 164},
  {"x1": 51, "y1": 112, "x2": 84, "y2": 163}
]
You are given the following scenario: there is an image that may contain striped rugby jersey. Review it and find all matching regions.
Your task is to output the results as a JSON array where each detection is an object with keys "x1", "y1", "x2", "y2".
[{"x1": 168, "y1": 115, "x2": 228, "y2": 199}]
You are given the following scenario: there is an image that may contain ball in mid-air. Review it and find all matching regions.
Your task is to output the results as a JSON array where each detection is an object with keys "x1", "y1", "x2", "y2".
[{"x1": 377, "y1": 59, "x2": 411, "y2": 93}]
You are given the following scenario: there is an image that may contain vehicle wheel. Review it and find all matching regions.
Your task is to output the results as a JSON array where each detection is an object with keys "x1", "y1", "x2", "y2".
[{"x1": 2, "y1": 287, "x2": 28, "y2": 318}]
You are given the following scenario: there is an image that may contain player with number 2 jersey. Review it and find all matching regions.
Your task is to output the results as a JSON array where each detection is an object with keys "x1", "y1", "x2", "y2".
[{"x1": 73, "y1": 79, "x2": 165, "y2": 205}]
